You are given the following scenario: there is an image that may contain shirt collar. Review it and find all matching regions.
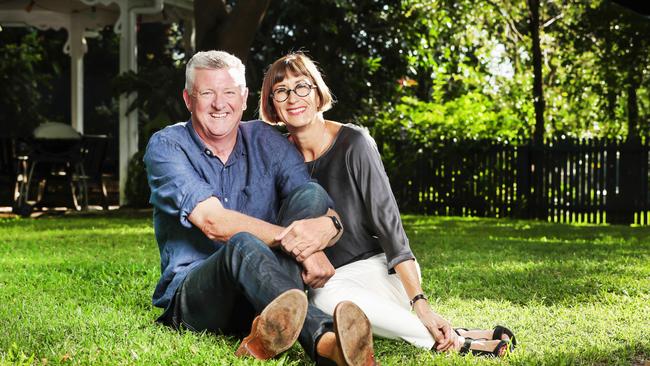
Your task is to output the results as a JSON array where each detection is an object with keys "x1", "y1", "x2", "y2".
[{"x1": 186, "y1": 119, "x2": 245, "y2": 166}]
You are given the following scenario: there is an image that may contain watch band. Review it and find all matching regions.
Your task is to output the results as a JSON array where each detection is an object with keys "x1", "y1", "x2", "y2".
[
  {"x1": 409, "y1": 293, "x2": 428, "y2": 309},
  {"x1": 328, "y1": 215, "x2": 342, "y2": 236}
]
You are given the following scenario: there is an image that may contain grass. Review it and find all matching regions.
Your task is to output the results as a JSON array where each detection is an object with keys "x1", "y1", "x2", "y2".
[{"x1": 0, "y1": 211, "x2": 649, "y2": 365}]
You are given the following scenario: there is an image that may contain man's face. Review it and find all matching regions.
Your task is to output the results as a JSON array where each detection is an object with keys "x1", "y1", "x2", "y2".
[{"x1": 183, "y1": 68, "x2": 248, "y2": 146}]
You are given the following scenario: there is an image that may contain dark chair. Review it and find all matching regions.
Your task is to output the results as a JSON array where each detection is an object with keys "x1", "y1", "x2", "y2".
[
  {"x1": 0, "y1": 138, "x2": 31, "y2": 210},
  {"x1": 25, "y1": 137, "x2": 86, "y2": 211},
  {"x1": 0, "y1": 138, "x2": 33, "y2": 215},
  {"x1": 0, "y1": 137, "x2": 16, "y2": 206},
  {"x1": 78, "y1": 135, "x2": 110, "y2": 210}
]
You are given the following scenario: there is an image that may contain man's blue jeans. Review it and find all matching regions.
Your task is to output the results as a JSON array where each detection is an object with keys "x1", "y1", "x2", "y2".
[{"x1": 173, "y1": 182, "x2": 333, "y2": 360}]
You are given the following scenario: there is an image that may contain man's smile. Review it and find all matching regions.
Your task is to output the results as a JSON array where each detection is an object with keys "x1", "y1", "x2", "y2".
[{"x1": 209, "y1": 112, "x2": 228, "y2": 119}]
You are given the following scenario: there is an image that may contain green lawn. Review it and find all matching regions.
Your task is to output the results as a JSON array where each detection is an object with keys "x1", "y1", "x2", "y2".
[{"x1": 1, "y1": 211, "x2": 649, "y2": 365}]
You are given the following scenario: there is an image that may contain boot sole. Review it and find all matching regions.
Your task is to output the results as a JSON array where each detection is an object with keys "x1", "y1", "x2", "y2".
[
  {"x1": 235, "y1": 289, "x2": 308, "y2": 359},
  {"x1": 333, "y1": 301, "x2": 376, "y2": 366}
]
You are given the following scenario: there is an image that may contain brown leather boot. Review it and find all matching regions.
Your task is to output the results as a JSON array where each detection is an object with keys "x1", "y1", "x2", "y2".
[
  {"x1": 235, "y1": 289, "x2": 308, "y2": 359},
  {"x1": 333, "y1": 301, "x2": 378, "y2": 366}
]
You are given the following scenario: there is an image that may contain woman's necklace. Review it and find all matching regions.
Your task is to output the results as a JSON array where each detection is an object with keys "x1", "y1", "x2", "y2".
[{"x1": 309, "y1": 122, "x2": 329, "y2": 178}]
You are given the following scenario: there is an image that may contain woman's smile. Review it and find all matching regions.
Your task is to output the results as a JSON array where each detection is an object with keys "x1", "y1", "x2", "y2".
[{"x1": 286, "y1": 106, "x2": 307, "y2": 115}]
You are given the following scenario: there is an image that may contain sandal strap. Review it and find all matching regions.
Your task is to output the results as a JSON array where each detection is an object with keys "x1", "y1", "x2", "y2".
[
  {"x1": 458, "y1": 337, "x2": 473, "y2": 355},
  {"x1": 470, "y1": 339, "x2": 509, "y2": 358},
  {"x1": 453, "y1": 327, "x2": 469, "y2": 336},
  {"x1": 493, "y1": 325, "x2": 517, "y2": 348}
]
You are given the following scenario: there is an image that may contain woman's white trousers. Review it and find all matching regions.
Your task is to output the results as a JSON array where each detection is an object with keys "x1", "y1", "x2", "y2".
[{"x1": 308, "y1": 253, "x2": 435, "y2": 349}]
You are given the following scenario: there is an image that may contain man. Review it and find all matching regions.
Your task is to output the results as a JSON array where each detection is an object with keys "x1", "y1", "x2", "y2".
[{"x1": 144, "y1": 50, "x2": 376, "y2": 366}]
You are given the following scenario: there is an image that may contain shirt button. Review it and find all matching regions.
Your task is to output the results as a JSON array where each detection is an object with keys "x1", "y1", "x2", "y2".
[{"x1": 224, "y1": 198, "x2": 229, "y2": 203}]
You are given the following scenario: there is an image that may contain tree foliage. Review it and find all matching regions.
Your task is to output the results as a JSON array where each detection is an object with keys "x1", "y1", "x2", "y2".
[
  {"x1": 561, "y1": 0, "x2": 650, "y2": 140},
  {"x1": 0, "y1": 26, "x2": 120, "y2": 138},
  {"x1": 0, "y1": 30, "x2": 57, "y2": 136},
  {"x1": 359, "y1": 0, "x2": 649, "y2": 145},
  {"x1": 1, "y1": 0, "x2": 648, "y2": 144}
]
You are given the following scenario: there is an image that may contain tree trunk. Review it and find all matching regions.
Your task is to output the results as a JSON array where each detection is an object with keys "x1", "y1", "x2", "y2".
[
  {"x1": 193, "y1": 0, "x2": 226, "y2": 52},
  {"x1": 528, "y1": 0, "x2": 545, "y2": 145},
  {"x1": 193, "y1": 0, "x2": 271, "y2": 64},
  {"x1": 616, "y1": 76, "x2": 642, "y2": 224},
  {"x1": 527, "y1": 0, "x2": 546, "y2": 220}
]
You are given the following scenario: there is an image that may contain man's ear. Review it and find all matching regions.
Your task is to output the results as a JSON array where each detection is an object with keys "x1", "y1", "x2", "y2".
[
  {"x1": 242, "y1": 87, "x2": 249, "y2": 111},
  {"x1": 182, "y1": 89, "x2": 192, "y2": 111}
]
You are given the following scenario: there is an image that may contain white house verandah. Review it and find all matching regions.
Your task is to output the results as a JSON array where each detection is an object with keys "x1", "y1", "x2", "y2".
[{"x1": 0, "y1": 0, "x2": 193, "y2": 205}]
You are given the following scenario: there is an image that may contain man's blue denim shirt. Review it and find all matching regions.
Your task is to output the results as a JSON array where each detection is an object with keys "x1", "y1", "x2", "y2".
[{"x1": 144, "y1": 119, "x2": 312, "y2": 314}]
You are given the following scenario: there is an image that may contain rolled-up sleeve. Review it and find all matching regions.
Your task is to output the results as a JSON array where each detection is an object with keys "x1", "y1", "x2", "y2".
[
  {"x1": 144, "y1": 133, "x2": 214, "y2": 228},
  {"x1": 349, "y1": 132, "x2": 414, "y2": 271}
]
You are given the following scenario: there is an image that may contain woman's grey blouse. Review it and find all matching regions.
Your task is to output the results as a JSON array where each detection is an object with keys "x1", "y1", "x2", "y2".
[{"x1": 306, "y1": 124, "x2": 414, "y2": 272}]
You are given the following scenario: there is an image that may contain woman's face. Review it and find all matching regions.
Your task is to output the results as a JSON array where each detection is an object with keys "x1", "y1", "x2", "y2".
[{"x1": 271, "y1": 73, "x2": 320, "y2": 129}]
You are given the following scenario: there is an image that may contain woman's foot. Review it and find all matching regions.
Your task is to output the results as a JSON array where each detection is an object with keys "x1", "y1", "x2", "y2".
[
  {"x1": 455, "y1": 328, "x2": 508, "y2": 341},
  {"x1": 455, "y1": 325, "x2": 516, "y2": 346},
  {"x1": 456, "y1": 337, "x2": 510, "y2": 357}
]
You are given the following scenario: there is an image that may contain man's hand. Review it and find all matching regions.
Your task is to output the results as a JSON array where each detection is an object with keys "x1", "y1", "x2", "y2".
[
  {"x1": 413, "y1": 301, "x2": 458, "y2": 352},
  {"x1": 275, "y1": 217, "x2": 337, "y2": 261},
  {"x1": 301, "y1": 251, "x2": 335, "y2": 288}
]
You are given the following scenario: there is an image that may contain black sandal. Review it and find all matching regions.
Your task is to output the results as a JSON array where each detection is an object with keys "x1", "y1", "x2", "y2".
[
  {"x1": 458, "y1": 337, "x2": 509, "y2": 357},
  {"x1": 493, "y1": 325, "x2": 517, "y2": 349},
  {"x1": 454, "y1": 325, "x2": 517, "y2": 350}
]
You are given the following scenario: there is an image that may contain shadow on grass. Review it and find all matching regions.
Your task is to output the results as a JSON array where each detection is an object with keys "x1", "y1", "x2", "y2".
[
  {"x1": 0, "y1": 208, "x2": 153, "y2": 229},
  {"x1": 404, "y1": 215, "x2": 650, "y2": 242}
]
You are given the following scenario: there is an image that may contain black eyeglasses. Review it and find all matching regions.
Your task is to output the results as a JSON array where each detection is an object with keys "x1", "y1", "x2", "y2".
[{"x1": 270, "y1": 83, "x2": 317, "y2": 103}]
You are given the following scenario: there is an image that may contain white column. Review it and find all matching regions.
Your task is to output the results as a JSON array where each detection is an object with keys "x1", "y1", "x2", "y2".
[
  {"x1": 69, "y1": 15, "x2": 86, "y2": 134},
  {"x1": 118, "y1": 1, "x2": 139, "y2": 205}
]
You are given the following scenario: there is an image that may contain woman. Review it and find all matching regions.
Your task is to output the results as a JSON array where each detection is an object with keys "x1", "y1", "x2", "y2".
[{"x1": 259, "y1": 52, "x2": 516, "y2": 357}]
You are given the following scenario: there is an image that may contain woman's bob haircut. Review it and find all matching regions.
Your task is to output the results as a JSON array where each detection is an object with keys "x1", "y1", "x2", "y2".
[{"x1": 259, "y1": 52, "x2": 334, "y2": 124}]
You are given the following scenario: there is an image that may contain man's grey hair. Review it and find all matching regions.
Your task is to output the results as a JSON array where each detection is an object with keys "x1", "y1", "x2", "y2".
[{"x1": 185, "y1": 50, "x2": 246, "y2": 92}]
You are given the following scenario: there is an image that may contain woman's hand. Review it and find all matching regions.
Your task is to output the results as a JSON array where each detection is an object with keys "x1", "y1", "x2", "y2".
[
  {"x1": 413, "y1": 301, "x2": 458, "y2": 352},
  {"x1": 393, "y1": 260, "x2": 459, "y2": 352}
]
